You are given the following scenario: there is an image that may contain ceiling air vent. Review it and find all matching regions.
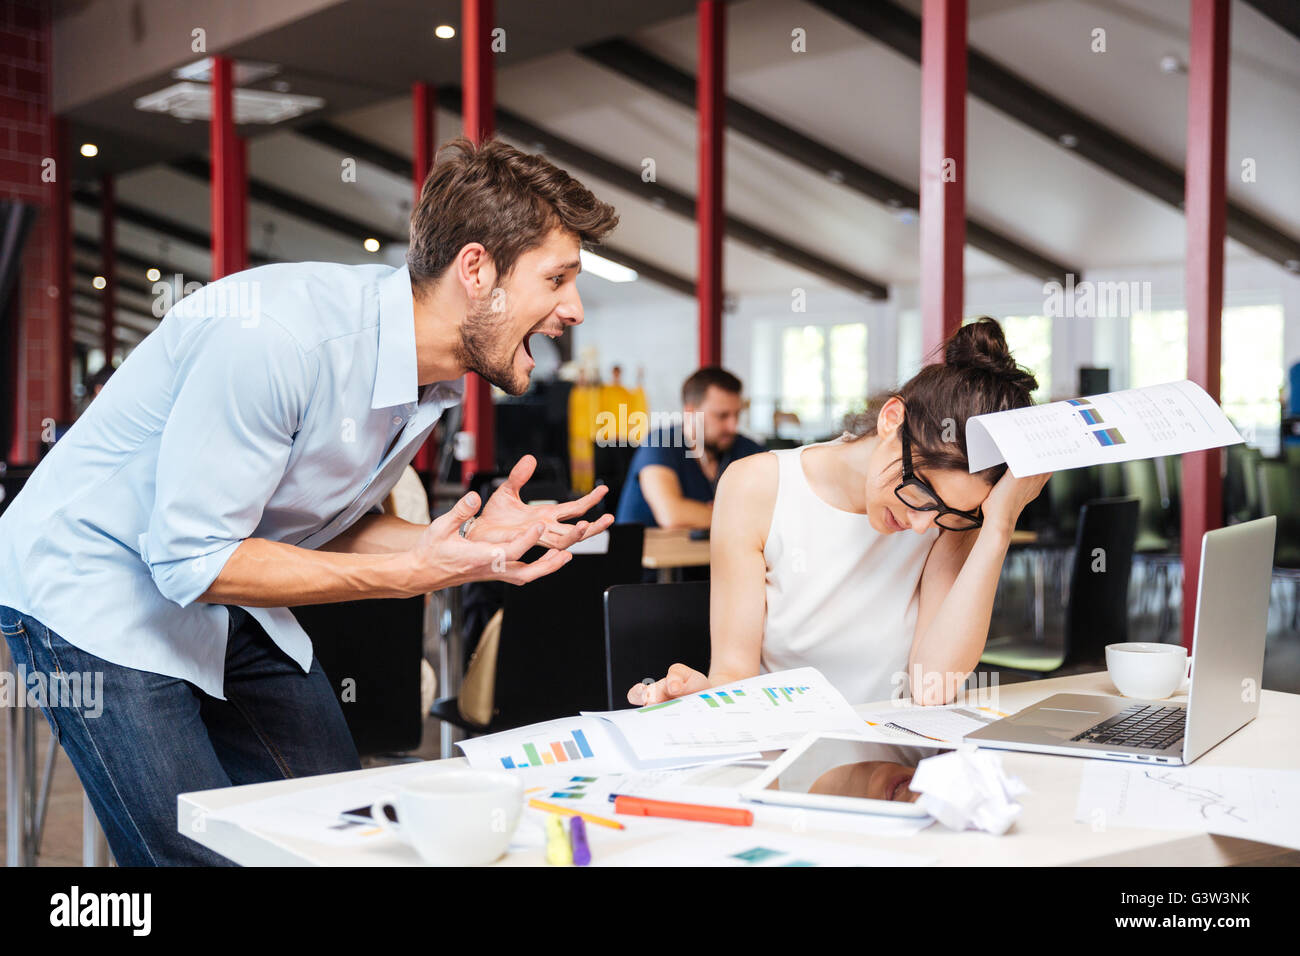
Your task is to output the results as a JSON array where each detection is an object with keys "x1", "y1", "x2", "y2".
[{"x1": 133, "y1": 82, "x2": 325, "y2": 124}]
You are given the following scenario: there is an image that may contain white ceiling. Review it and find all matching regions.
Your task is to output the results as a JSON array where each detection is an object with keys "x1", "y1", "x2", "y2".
[{"x1": 91, "y1": 0, "x2": 1299, "y2": 324}]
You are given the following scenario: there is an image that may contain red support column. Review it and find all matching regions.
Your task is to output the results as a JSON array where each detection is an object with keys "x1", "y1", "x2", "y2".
[
  {"x1": 460, "y1": 0, "x2": 496, "y2": 480},
  {"x1": 918, "y1": 0, "x2": 967, "y2": 356},
  {"x1": 210, "y1": 56, "x2": 246, "y2": 279},
  {"x1": 234, "y1": 135, "x2": 247, "y2": 272},
  {"x1": 412, "y1": 81, "x2": 437, "y2": 204},
  {"x1": 52, "y1": 116, "x2": 72, "y2": 421},
  {"x1": 99, "y1": 173, "x2": 116, "y2": 366},
  {"x1": 1180, "y1": 0, "x2": 1230, "y2": 649},
  {"x1": 412, "y1": 80, "x2": 437, "y2": 472},
  {"x1": 696, "y1": 0, "x2": 725, "y2": 367}
]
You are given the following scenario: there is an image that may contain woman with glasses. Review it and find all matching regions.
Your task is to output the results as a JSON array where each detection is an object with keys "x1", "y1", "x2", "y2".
[{"x1": 629, "y1": 317, "x2": 1050, "y2": 708}]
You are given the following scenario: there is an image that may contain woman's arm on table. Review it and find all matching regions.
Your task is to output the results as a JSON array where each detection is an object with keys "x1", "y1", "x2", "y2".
[
  {"x1": 628, "y1": 453, "x2": 777, "y2": 704},
  {"x1": 906, "y1": 470, "x2": 1051, "y2": 705}
]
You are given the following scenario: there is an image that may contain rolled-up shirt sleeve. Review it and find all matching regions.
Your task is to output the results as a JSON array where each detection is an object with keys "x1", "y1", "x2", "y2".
[{"x1": 139, "y1": 315, "x2": 315, "y2": 607}]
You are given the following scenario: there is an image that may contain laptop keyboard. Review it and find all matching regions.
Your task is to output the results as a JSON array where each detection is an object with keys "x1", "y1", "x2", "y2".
[{"x1": 1071, "y1": 703, "x2": 1186, "y2": 750}]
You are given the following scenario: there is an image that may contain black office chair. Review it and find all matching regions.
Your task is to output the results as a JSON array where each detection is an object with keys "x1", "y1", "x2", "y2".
[
  {"x1": 291, "y1": 596, "x2": 426, "y2": 757},
  {"x1": 603, "y1": 581, "x2": 711, "y2": 710},
  {"x1": 980, "y1": 496, "x2": 1139, "y2": 678},
  {"x1": 432, "y1": 523, "x2": 646, "y2": 732}
]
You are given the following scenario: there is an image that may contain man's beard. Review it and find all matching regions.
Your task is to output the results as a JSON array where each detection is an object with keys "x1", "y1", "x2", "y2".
[
  {"x1": 704, "y1": 436, "x2": 734, "y2": 459},
  {"x1": 454, "y1": 292, "x2": 528, "y2": 396}
]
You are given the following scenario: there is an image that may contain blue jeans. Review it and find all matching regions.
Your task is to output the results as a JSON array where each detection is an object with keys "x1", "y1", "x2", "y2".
[{"x1": 0, "y1": 604, "x2": 362, "y2": 866}]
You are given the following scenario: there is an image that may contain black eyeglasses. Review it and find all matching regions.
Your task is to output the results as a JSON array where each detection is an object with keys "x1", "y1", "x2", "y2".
[{"x1": 893, "y1": 424, "x2": 983, "y2": 531}]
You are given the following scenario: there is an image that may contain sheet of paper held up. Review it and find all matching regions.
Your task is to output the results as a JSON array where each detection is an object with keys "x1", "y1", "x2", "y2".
[
  {"x1": 1074, "y1": 763, "x2": 1300, "y2": 852},
  {"x1": 965, "y1": 379, "x2": 1242, "y2": 478}
]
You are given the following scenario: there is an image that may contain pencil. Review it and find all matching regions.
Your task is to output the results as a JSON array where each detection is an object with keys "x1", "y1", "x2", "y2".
[{"x1": 528, "y1": 797, "x2": 625, "y2": 830}]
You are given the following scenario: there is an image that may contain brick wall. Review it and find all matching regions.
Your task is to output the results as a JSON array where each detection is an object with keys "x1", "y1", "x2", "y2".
[{"x1": 2, "y1": 0, "x2": 61, "y2": 464}]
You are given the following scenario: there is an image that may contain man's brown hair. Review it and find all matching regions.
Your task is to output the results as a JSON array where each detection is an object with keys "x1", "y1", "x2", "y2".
[
  {"x1": 407, "y1": 137, "x2": 619, "y2": 296},
  {"x1": 682, "y1": 366, "x2": 743, "y2": 407}
]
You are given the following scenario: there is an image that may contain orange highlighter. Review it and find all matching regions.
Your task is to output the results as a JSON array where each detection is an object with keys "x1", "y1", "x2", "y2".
[{"x1": 613, "y1": 795, "x2": 753, "y2": 826}]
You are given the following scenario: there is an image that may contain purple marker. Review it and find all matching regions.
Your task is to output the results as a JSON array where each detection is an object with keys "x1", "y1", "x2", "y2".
[{"x1": 569, "y1": 815, "x2": 591, "y2": 866}]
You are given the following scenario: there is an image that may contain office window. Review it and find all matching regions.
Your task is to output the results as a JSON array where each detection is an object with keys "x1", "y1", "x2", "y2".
[
  {"x1": 1221, "y1": 304, "x2": 1283, "y2": 448},
  {"x1": 829, "y1": 323, "x2": 868, "y2": 425},
  {"x1": 777, "y1": 322, "x2": 869, "y2": 436},
  {"x1": 780, "y1": 325, "x2": 826, "y2": 426},
  {"x1": 1130, "y1": 309, "x2": 1188, "y2": 388},
  {"x1": 1130, "y1": 304, "x2": 1282, "y2": 448}
]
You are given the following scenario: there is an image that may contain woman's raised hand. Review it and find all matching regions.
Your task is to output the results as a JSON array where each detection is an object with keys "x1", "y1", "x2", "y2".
[
  {"x1": 979, "y1": 468, "x2": 1052, "y2": 535},
  {"x1": 627, "y1": 662, "x2": 712, "y2": 706}
]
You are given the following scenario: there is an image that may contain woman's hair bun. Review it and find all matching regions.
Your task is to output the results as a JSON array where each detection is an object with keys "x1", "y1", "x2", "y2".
[{"x1": 944, "y1": 316, "x2": 1039, "y2": 394}]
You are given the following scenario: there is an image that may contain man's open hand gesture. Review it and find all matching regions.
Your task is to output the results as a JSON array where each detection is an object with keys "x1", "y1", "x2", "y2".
[{"x1": 465, "y1": 454, "x2": 615, "y2": 550}]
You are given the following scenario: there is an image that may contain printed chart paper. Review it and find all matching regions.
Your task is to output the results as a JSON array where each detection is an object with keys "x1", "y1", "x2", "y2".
[
  {"x1": 597, "y1": 829, "x2": 936, "y2": 867},
  {"x1": 462, "y1": 668, "x2": 864, "y2": 772},
  {"x1": 1074, "y1": 763, "x2": 1300, "y2": 851},
  {"x1": 965, "y1": 380, "x2": 1242, "y2": 477},
  {"x1": 859, "y1": 703, "x2": 1005, "y2": 744},
  {"x1": 457, "y1": 716, "x2": 647, "y2": 773},
  {"x1": 582, "y1": 667, "x2": 866, "y2": 763}
]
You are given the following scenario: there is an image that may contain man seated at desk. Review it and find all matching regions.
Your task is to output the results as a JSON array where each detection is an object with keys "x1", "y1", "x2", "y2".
[{"x1": 615, "y1": 367, "x2": 763, "y2": 529}]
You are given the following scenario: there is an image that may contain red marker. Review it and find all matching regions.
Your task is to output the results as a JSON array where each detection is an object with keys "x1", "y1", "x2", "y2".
[{"x1": 613, "y1": 795, "x2": 753, "y2": 826}]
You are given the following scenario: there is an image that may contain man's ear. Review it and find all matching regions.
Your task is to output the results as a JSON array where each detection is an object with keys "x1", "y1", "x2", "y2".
[{"x1": 455, "y1": 242, "x2": 497, "y2": 299}]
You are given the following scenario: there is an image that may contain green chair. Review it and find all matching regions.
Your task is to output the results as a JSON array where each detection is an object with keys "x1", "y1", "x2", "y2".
[
  {"x1": 1257, "y1": 460, "x2": 1300, "y2": 567},
  {"x1": 1257, "y1": 458, "x2": 1300, "y2": 630}
]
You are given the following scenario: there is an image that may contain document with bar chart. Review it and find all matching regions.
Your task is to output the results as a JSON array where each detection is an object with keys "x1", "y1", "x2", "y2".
[
  {"x1": 456, "y1": 716, "x2": 644, "y2": 773},
  {"x1": 964, "y1": 379, "x2": 1242, "y2": 477},
  {"x1": 583, "y1": 667, "x2": 865, "y2": 763},
  {"x1": 460, "y1": 668, "x2": 863, "y2": 771}
]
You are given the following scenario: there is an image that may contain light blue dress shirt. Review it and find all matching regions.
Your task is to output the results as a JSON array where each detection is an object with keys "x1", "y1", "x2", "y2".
[{"x1": 0, "y1": 261, "x2": 463, "y2": 699}]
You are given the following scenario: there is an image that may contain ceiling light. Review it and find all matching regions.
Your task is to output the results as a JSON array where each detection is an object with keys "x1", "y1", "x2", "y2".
[
  {"x1": 92, "y1": 276, "x2": 106, "y2": 289},
  {"x1": 173, "y1": 57, "x2": 281, "y2": 85},
  {"x1": 134, "y1": 82, "x2": 325, "y2": 124},
  {"x1": 1159, "y1": 54, "x2": 1187, "y2": 75},
  {"x1": 363, "y1": 238, "x2": 381, "y2": 253},
  {"x1": 80, "y1": 143, "x2": 98, "y2": 157},
  {"x1": 435, "y1": 25, "x2": 456, "y2": 39},
  {"x1": 145, "y1": 268, "x2": 161, "y2": 281},
  {"x1": 1058, "y1": 133, "x2": 1079, "y2": 148},
  {"x1": 580, "y1": 249, "x2": 637, "y2": 283}
]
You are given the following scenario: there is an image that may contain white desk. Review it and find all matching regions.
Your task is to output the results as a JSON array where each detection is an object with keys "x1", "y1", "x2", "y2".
[{"x1": 178, "y1": 671, "x2": 1300, "y2": 866}]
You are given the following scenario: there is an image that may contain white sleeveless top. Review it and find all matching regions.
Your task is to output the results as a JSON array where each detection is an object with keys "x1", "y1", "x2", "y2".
[{"x1": 761, "y1": 439, "x2": 941, "y2": 705}]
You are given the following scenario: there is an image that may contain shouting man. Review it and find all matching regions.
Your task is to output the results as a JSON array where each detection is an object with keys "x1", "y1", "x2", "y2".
[{"x1": 0, "y1": 138, "x2": 619, "y2": 865}]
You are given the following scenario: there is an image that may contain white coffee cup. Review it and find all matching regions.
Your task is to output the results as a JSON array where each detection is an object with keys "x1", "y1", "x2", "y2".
[
  {"x1": 1105, "y1": 643, "x2": 1194, "y2": 700},
  {"x1": 370, "y1": 769, "x2": 524, "y2": 866}
]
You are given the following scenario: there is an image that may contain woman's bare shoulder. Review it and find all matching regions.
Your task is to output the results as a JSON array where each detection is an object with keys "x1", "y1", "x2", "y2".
[
  {"x1": 718, "y1": 449, "x2": 779, "y2": 497},
  {"x1": 715, "y1": 450, "x2": 780, "y2": 539}
]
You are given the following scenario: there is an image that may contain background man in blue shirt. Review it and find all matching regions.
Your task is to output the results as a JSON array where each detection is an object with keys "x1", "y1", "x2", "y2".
[
  {"x1": 616, "y1": 367, "x2": 764, "y2": 529},
  {"x1": 0, "y1": 138, "x2": 619, "y2": 865}
]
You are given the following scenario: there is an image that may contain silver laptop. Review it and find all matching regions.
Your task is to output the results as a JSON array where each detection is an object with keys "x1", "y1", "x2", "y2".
[{"x1": 966, "y1": 515, "x2": 1276, "y2": 766}]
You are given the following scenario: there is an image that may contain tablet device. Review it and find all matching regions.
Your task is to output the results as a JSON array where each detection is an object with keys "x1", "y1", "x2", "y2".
[{"x1": 739, "y1": 732, "x2": 949, "y2": 817}]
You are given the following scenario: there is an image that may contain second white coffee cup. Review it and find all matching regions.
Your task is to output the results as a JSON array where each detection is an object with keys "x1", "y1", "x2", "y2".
[{"x1": 1105, "y1": 642, "x2": 1193, "y2": 700}]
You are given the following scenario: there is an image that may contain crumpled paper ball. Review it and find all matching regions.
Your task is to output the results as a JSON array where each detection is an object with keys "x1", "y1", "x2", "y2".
[{"x1": 908, "y1": 743, "x2": 1027, "y2": 835}]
